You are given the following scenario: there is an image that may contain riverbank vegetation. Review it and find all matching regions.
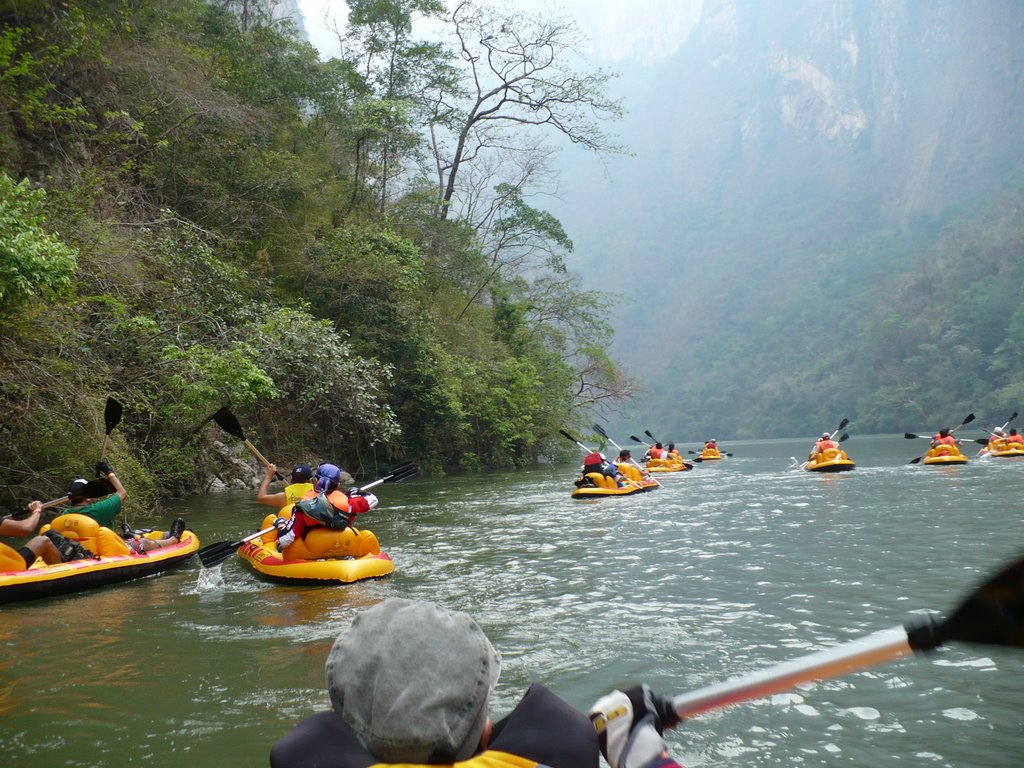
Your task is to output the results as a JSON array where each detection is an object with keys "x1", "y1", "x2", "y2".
[{"x1": 0, "y1": 0, "x2": 633, "y2": 509}]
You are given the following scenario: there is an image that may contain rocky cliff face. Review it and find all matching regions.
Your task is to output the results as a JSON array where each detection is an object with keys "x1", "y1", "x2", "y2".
[{"x1": 550, "y1": 0, "x2": 1024, "y2": 429}]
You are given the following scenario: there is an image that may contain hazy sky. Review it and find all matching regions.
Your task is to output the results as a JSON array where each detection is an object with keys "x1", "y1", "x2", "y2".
[{"x1": 297, "y1": 0, "x2": 702, "y2": 64}]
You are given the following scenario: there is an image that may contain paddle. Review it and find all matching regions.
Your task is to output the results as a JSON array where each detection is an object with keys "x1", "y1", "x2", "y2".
[
  {"x1": 559, "y1": 430, "x2": 641, "y2": 489},
  {"x1": 670, "y1": 550, "x2": 1024, "y2": 720},
  {"x1": 2, "y1": 478, "x2": 115, "y2": 522},
  {"x1": 197, "y1": 461, "x2": 420, "y2": 568},
  {"x1": 593, "y1": 424, "x2": 665, "y2": 486},
  {"x1": 975, "y1": 412, "x2": 1019, "y2": 455},
  {"x1": 100, "y1": 397, "x2": 124, "y2": 461},
  {"x1": 909, "y1": 413, "x2": 975, "y2": 464},
  {"x1": 210, "y1": 407, "x2": 284, "y2": 481}
]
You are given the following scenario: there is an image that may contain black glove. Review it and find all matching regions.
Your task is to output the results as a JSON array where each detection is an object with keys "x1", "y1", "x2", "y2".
[
  {"x1": 95, "y1": 460, "x2": 113, "y2": 477},
  {"x1": 347, "y1": 486, "x2": 363, "y2": 497},
  {"x1": 589, "y1": 685, "x2": 679, "y2": 768}
]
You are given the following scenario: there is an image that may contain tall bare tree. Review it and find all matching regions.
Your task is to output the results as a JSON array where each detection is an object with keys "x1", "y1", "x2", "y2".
[{"x1": 432, "y1": 0, "x2": 623, "y2": 220}]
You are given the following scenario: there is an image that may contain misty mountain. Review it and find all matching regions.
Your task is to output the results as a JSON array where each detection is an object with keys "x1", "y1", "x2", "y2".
[{"x1": 550, "y1": 0, "x2": 1024, "y2": 440}]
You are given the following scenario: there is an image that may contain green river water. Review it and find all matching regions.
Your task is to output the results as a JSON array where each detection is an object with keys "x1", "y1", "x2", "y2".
[{"x1": 3, "y1": 434, "x2": 1023, "y2": 767}]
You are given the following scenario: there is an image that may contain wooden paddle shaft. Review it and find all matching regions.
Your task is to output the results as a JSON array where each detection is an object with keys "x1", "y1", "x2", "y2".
[
  {"x1": 672, "y1": 626, "x2": 912, "y2": 720},
  {"x1": 242, "y1": 438, "x2": 273, "y2": 469}
]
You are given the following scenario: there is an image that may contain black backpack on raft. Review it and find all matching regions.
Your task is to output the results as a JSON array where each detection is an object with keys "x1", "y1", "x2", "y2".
[{"x1": 293, "y1": 492, "x2": 349, "y2": 530}]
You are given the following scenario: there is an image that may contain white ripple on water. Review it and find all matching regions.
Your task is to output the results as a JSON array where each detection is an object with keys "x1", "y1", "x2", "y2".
[
  {"x1": 840, "y1": 706, "x2": 881, "y2": 720},
  {"x1": 942, "y1": 707, "x2": 982, "y2": 721}
]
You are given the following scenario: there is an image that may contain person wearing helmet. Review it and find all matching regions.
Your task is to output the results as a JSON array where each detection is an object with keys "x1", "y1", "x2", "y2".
[
  {"x1": 257, "y1": 463, "x2": 315, "y2": 507},
  {"x1": 809, "y1": 431, "x2": 838, "y2": 461},
  {"x1": 979, "y1": 426, "x2": 1012, "y2": 457},
  {"x1": 273, "y1": 463, "x2": 378, "y2": 554}
]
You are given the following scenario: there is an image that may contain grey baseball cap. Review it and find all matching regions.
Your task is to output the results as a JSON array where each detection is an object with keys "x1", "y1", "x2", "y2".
[{"x1": 326, "y1": 598, "x2": 501, "y2": 763}]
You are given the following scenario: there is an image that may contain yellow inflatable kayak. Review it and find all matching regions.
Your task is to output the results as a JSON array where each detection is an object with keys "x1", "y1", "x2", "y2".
[
  {"x1": 699, "y1": 447, "x2": 722, "y2": 460},
  {"x1": 922, "y1": 444, "x2": 969, "y2": 465},
  {"x1": 804, "y1": 448, "x2": 856, "y2": 472},
  {"x1": 980, "y1": 439, "x2": 1024, "y2": 458},
  {"x1": 0, "y1": 514, "x2": 199, "y2": 605},
  {"x1": 237, "y1": 512, "x2": 394, "y2": 583},
  {"x1": 646, "y1": 457, "x2": 691, "y2": 473},
  {"x1": 571, "y1": 473, "x2": 659, "y2": 498}
]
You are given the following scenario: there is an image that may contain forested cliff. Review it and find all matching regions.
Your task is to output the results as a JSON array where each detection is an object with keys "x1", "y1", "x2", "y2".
[
  {"x1": 554, "y1": 0, "x2": 1024, "y2": 440},
  {"x1": 0, "y1": 0, "x2": 629, "y2": 509}
]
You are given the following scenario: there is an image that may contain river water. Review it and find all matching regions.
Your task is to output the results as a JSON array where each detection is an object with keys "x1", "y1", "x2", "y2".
[{"x1": 3, "y1": 434, "x2": 1023, "y2": 767}]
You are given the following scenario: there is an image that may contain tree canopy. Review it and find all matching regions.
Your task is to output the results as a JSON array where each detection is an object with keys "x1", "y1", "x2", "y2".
[{"x1": 0, "y1": 0, "x2": 630, "y2": 510}]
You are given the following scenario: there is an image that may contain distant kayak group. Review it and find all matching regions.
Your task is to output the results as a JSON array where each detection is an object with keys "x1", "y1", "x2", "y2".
[
  {"x1": 561, "y1": 426, "x2": 736, "y2": 497},
  {"x1": 566, "y1": 411, "x2": 1024, "y2": 494}
]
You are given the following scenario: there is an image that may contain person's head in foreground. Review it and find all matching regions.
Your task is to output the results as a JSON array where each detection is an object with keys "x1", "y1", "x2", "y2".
[{"x1": 326, "y1": 597, "x2": 501, "y2": 763}]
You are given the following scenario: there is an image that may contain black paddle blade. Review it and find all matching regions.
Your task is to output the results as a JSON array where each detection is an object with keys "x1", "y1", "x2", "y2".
[
  {"x1": 629, "y1": 436, "x2": 646, "y2": 444},
  {"x1": 104, "y1": 397, "x2": 124, "y2": 433},
  {"x1": 904, "y1": 433, "x2": 921, "y2": 439},
  {"x1": 838, "y1": 433, "x2": 849, "y2": 443},
  {"x1": 959, "y1": 413, "x2": 976, "y2": 427},
  {"x1": 909, "y1": 456, "x2": 923, "y2": 464},
  {"x1": 211, "y1": 407, "x2": 246, "y2": 440},
  {"x1": 837, "y1": 417, "x2": 849, "y2": 431},
  {"x1": 593, "y1": 423, "x2": 609, "y2": 439},
  {"x1": 559, "y1": 429, "x2": 578, "y2": 443},
  {"x1": 385, "y1": 464, "x2": 420, "y2": 484},
  {"x1": 198, "y1": 540, "x2": 243, "y2": 568},
  {"x1": 644, "y1": 430, "x2": 657, "y2": 442},
  {"x1": 81, "y1": 477, "x2": 115, "y2": 497},
  {"x1": 975, "y1": 438, "x2": 991, "y2": 445},
  {"x1": 907, "y1": 554, "x2": 1024, "y2": 650}
]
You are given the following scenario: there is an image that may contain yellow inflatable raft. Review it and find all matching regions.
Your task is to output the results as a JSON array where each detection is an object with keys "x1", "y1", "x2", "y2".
[
  {"x1": 0, "y1": 513, "x2": 199, "y2": 604},
  {"x1": 981, "y1": 439, "x2": 1024, "y2": 458},
  {"x1": 922, "y1": 444, "x2": 969, "y2": 465},
  {"x1": 699, "y1": 447, "x2": 722, "y2": 460},
  {"x1": 571, "y1": 472, "x2": 659, "y2": 498},
  {"x1": 237, "y1": 511, "x2": 394, "y2": 583},
  {"x1": 804, "y1": 447, "x2": 856, "y2": 472},
  {"x1": 646, "y1": 457, "x2": 691, "y2": 473}
]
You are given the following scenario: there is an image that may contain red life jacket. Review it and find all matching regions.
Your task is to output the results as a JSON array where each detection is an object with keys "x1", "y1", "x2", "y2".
[{"x1": 649, "y1": 447, "x2": 665, "y2": 459}]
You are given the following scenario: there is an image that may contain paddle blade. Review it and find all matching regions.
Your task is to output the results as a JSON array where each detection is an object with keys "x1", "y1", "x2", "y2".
[
  {"x1": 198, "y1": 541, "x2": 242, "y2": 569},
  {"x1": 104, "y1": 397, "x2": 124, "y2": 434},
  {"x1": 629, "y1": 436, "x2": 646, "y2": 444},
  {"x1": 837, "y1": 417, "x2": 849, "y2": 431},
  {"x1": 960, "y1": 413, "x2": 976, "y2": 427},
  {"x1": 593, "y1": 423, "x2": 609, "y2": 439},
  {"x1": 975, "y1": 438, "x2": 991, "y2": 445},
  {"x1": 903, "y1": 433, "x2": 920, "y2": 439},
  {"x1": 559, "y1": 429, "x2": 578, "y2": 443},
  {"x1": 211, "y1": 407, "x2": 246, "y2": 440},
  {"x1": 909, "y1": 456, "x2": 923, "y2": 464},
  {"x1": 644, "y1": 430, "x2": 656, "y2": 441},
  {"x1": 838, "y1": 433, "x2": 849, "y2": 443},
  {"x1": 910, "y1": 553, "x2": 1024, "y2": 650}
]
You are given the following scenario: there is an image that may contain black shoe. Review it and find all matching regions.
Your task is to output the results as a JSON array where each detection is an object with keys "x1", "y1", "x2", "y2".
[
  {"x1": 46, "y1": 530, "x2": 98, "y2": 562},
  {"x1": 166, "y1": 518, "x2": 186, "y2": 541}
]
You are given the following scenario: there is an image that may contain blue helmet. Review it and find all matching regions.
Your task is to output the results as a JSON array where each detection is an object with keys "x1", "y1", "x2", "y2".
[{"x1": 315, "y1": 463, "x2": 342, "y2": 492}]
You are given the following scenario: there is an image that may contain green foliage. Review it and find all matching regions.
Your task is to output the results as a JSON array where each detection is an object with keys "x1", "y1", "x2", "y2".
[
  {"x1": 0, "y1": 173, "x2": 77, "y2": 311},
  {"x1": 0, "y1": 0, "x2": 627, "y2": 506}
]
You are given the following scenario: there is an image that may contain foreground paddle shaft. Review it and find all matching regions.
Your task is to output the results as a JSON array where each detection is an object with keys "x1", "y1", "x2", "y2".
[{"x1": 672, "y1": 625, "x2": 915, "y2": 720}]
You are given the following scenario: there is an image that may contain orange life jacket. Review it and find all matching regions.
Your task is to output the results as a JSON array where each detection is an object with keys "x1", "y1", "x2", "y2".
[{"x1": 933, "y1": 434, "x2": 956, "y2": 446}]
